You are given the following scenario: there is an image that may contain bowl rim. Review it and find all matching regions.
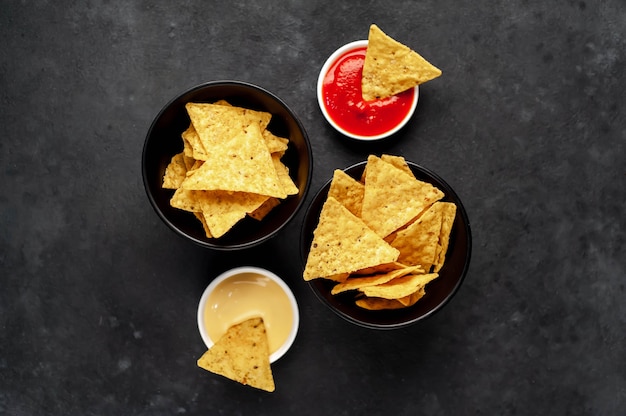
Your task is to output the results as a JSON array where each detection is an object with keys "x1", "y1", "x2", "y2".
[
  {"x1": 197, "y1": 266, "x2": 300, "y2": 363},
  {"x1": 316, "y1": 40, "x2": 419, "y2": 141},
  {"x1": 142, "y1": 80, "x2": 313, "y2": 250},
  {"x1": 300, "y1": 160, "x2": 472, "y2": 329}
]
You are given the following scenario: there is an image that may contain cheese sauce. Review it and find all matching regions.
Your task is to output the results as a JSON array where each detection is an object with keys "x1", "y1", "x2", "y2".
[{"x1": 202, "y1": 273, "x2": 294, "y2": 354}]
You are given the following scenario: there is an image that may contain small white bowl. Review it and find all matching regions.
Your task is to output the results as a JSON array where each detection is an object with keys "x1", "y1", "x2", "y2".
[
  {"x1": 197, "y1": 266, "x2": 299, "y2": 363},
  {"x1": 317, "y1": 40, "x2": 419, "y2": 141}
]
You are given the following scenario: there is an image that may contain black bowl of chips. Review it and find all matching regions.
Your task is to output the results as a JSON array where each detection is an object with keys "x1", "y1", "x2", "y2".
[
  {"x1": 300, "y1": 155, "x2": 471, "y2": 329},
  {"x1": 143, "y1": 81, "x2": 313, "y2": 250}
]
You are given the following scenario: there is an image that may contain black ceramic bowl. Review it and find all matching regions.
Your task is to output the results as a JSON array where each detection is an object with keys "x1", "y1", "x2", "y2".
[
  {"x1": 300, "y1": 160, "x2": 471, "y2": 329},
  {"x1": 143, "y1": 81, "x2": 312, "y2": 250}
]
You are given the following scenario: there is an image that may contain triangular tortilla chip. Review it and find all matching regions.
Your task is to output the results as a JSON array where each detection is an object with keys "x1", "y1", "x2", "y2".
[
  {"x1": 327, "y1": 169, "x2": 365, "y2": 218},
  {"x1": 181, "y1": 124, "x2": 209, "y2": 160},
  {"x1": 197, "y1": 317, "x2": 275, "y2": 392},
  {"x1": 362, "y1": 24, "x2": 442, "y2": 100},
  {"x1": 199, "y1": 191, "x2": 269, "y2": 238},
  {"x1": 162, "y1": 152, "x2": 188, "y2": 189},
  {"x1": 361, "y1": 272, "x2": 438, "y2": 299},
  {"x1": 331, "y1": 265, "x2": 422, "y2": 295},
  {"x1": 381, "y1": 154, "x2": 415, "y2": 178},
  {"x1": 180, "y1": 122, "x2": 286, "y2": 198},
  {"x1": 303, "y1": 197, "x2": 399, "y2": 281},
  {"x1": 390, "y1": 202, "x2": 444, "y2": 271},
  {"x1": 272, "y1": 154, "x2": 299, "y2": 196},
  {"x1": 185, "y1": 102, "x2": 272, "y2": 151},
  {"x1": 433, "y1": 201, "x2": 457, "y2": 272},
  {"x1": 361, "y1": 155, "x2": 444, "y2": 237}
]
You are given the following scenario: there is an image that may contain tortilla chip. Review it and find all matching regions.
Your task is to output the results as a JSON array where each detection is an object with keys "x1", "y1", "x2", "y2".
[
  {"x1": 327, "y1": 169, "x2": 365, "y2": 218},
  {"x1": 360, "y1": 272, "x2": 438, "y2": 299},
  {"x1": 194, "y1": 212, "x2": 213, "y2": 238},
  {"x1": 197, "y1": 317, "x2": 275, "y2": 392},
  {"x1": 272, "y1": 154, "x2": 299, "y2": 196},
  {"x1": 263, "y1": 130, "x2": 290, "y2": 154},
  {"x1": 248, "y1": 197, "x2": 281, "y2": 221},
  {"x1": 180, "y1": 122, "x2": 286, "y2": 198},
  {"x1": 362, "y1": 24, "x2": 442, "y2": 100},
  {"x1": 331, "y1": 265, "x2": 422, "y2": 295},
  {"x1": 433, "y1": 201, "x2": 457, "y2": 272},
  {"x1": 199, "y1": 191, "x2": 269, "y2": 238},
  {"x1": 390, "y1": 203, "x2": 443, "y2": 271},
  {"x1": 303, "y1": 197, "x2": 399, "y2": 281},
  {"x1": 181, "y1": 124, "x2": 209, "y2": 160},
  {"x1": 355, "y1": 297, "x2": 407, "y2": 310},
  {"x1": 361, "y1": 155, "x2": 444, "y2": 237},
  {"x1": 381, "y1": 154, "x2": 415, "y2": 178},
  {"x1": 185, "y1": 102, "x2": 272, "y2": 151},
  {"x1": 396, "y1": 286, "x2": 426, "y2": 306},
  {"x1": 162, "y1": 152, "x2": 188, "y2": 189}
]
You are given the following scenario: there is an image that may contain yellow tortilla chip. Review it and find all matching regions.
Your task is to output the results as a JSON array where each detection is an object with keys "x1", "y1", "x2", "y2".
[
  {"x1": 263, "y1": 130, "x2": 290, "y2": 154},
  {"x1": 360, "y1": 272, "x2": 438, "y2": 299},
  {"x1": 396, "y1": 286, "x2": 426, "y2": 306},
  {"x1": 197, "y1": 317, "x2": 275, "y2": 392},
  {"x1": 361, "y1": 155, "x2": 444, "y2": 237},
  {"x1": 180, "y1": 122, "x2": 286, "y2": 198},
  {"x1": 194, "y1": 212, "x2": 213, "y2": 238},
  {"x1": 272, "y1": 155, "x2": 299, "y2": 196},
  {"x1": 433, "y1": 201, "x2": 457, "y2": 272},
  {"x1": 381, "y1": 154, "x2": 415, "y2": 178},
  {"x1": 199, "y1": 191, "x2": 269, "y2": 238},
  {"x1": 303, "y1": 197, "x2": 399, "y2": 281},
  {"x1": 390, "y1": 203, "x2": 443, "y2": 271},
  {"x1": 362, "y1": 24, "x2": 442, "y2": 100},
  {"x1": 355, "y1": 297, "x2": 407, "y2": 310},
  {"x1": 181, "y1": 124, "x2": 209, "y2": 160},
  {"x1": 248, "y1": 197, "x2": 281, "y2": 221},
  {"x1": 331, "y1": 265, "x2": 422, "y2": 295},
  {"x1": 162, "y1": 152, "x2": 188, "y2": 189},
  {"x1": 327, "y1": 169, "x2": 365, "y2": 218}
]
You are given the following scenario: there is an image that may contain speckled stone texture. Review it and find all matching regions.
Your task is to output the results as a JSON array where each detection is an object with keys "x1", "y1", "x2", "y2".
[{"x1": 1, "y1": 1, "x2": 624, "y2": 415}]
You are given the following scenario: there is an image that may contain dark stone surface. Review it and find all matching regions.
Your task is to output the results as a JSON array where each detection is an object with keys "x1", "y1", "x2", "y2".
[{"x1": 1, "y1": 1, "x2": 624, "y2": 415}]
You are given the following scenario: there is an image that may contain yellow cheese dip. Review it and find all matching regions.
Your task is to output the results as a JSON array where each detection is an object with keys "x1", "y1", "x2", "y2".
[{"x1": 202, "y1": 272, "x2": 294, "y2": 354}]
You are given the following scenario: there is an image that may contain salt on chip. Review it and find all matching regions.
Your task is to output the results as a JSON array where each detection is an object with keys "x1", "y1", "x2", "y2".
[
  {"x1": 197, "y1": 317, "x2": 275, "y2": 392},
  {"x1": 180, "y1": 122, "x2": 286, "y2": 198},
  {"x1": 327, "y1": 169, "x2": 365, "y2": 218},
  {"x1": 361, "y1": 272, "x2": 438, "y2": 299},
  {"x1": 162, "y1": 152, "x2": 188, "y2": 189},
  {"x1": 361, "y1": 24, "x2": 442, "y2": 101},
  {"x1": 390, "y1": 202, "x2": 443, "y2": 271},
  {"x1": 361, "y1": 155, "x2": 444, "y2": 237},
  {"x1": 303, "y1": 197, "x2": 399, "y2": 281}
]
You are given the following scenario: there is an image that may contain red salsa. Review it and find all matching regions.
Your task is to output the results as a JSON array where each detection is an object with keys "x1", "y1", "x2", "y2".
[{"x1": 321, "y1": 46, "x2": 415, "y2": 137}]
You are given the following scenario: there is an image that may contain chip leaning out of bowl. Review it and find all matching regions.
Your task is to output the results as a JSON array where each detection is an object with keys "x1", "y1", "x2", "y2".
[
  {"x1": 161, "y1": 100, "x2": 299, "y2": 239},
  {"x1": 302, "y1": 154, "x2": 456, "y2": 310}
]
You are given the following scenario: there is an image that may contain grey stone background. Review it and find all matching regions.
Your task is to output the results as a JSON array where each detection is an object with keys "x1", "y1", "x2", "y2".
[{"x1": 1, "y1": 1, "x2": 624, "y2": 415}]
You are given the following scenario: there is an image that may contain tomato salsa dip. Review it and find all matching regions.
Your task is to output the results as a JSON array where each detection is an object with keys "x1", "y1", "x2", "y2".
[{"x1": 318, "y1": 41, "x2": 418, "y2": 140}]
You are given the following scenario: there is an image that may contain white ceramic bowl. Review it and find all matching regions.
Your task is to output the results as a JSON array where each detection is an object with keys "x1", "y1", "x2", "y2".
[
  {"x1": 316, "y1": 40, "x2": 419, "y2": 141},
  {"x1": 197, "y1": 266, "x2": 299, "y2": 363}
]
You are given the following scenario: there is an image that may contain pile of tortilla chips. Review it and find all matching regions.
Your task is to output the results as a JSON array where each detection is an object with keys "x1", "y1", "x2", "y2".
[
  {"x1": 197, "y1": 317, "x2": 275, "y2": 392},
  {"x1": 361, "y1": 24, "x2": 442, "y2": 101},
  {"x1": 161, "y1": 100, "x2": 299, "y2": 238},
  {"x1": 303, "y1": 154, "x2": 456, "y2": 310}
]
